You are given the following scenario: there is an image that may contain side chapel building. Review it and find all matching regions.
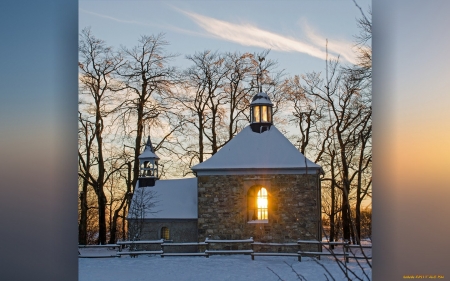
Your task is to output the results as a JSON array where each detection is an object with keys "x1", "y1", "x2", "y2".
[{"x1": 128, "y1": 92, "x2": 323, "y2": 248}]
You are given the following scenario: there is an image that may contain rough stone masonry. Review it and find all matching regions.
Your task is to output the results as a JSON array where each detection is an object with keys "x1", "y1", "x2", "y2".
[{"x1": 197, "y1": 173, "x2": 321, "y2": 251}]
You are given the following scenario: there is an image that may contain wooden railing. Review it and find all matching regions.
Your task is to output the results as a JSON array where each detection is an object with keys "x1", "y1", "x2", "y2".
[
  {"x1": 161, "y1": 242, "x2": 208, "y2": 257},
  {"x1": 204, "y1": 237, "x2": 254, "y2": 257},
  {"x1": 296, "y1": 240, "x2": 350, "y2": 262},
  {"x1": 251, "y1": 242, "x2": 300, "y2": 260},
  {"x1": 78, "y1": 238, "x2": 372, "y2": 262},
  {"x1": 344, "y1": 244, "x2": 372, "y2": 261}
]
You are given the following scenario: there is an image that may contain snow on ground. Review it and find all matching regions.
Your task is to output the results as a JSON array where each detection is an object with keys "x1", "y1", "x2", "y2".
[{"x1": 79, "y1": 248, "x2": 371, "y2": 281}]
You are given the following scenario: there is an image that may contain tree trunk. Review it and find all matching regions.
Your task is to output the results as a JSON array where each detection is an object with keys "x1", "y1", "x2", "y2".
[
  {"x1": 355, "y1": 199, "x2": 361, "y2": 244},
  {"x1": 198, "y1": 112, "x2": 204, "y2": 163},
  {"x1": 133, "y1": 105, "x2": 144, "y2": 192},
  {"x1": 97, "y1": 191, "x2": 107, "y2": 244},
  {"x1": 342, "y1": 190, "x2": 351, "y2": 242},
  {"x1": 78, "y1": 182, "x2": 88, "y2": 245},
  {"x1": 109, "y1": 195, "x2": 127, "y2": 244}
]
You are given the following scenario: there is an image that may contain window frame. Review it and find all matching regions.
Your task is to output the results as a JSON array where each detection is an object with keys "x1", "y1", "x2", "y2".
[
  {"x1": 160, "y1": 226, "x2": 170, "y2": 240},
  {"x1": 247, "y1": 186, "x2": 269, "y2": 223},
  {"x1": 251, "y1": 105, "x2": 272, "y2": 124}
]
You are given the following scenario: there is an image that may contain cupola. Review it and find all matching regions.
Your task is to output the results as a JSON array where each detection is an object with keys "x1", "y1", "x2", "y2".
[
  {"x1": 249, "y1": 92, "x2": 273, "y2": 133},
  {"x1": 138, "y1": 136, "x2": 160, "y2": 187}
]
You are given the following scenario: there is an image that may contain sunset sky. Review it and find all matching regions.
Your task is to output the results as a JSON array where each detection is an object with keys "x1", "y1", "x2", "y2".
[{"x1": 3, "y1": 1, "x2": 450, "y2": 279}]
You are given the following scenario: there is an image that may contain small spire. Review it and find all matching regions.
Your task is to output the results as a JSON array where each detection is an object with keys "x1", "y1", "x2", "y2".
[{"x1": 146, "y1": 136, "x2": 154, "y2": 152}]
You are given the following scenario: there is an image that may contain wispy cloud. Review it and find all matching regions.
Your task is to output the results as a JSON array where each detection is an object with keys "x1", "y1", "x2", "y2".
[
  {"x1": 182, "y1": 10, "x2": 331, "y2": 61},
  {"x1": 302, "y1": 22, "x2": 357, "y2": 65},
  {"x1": 80, "y1": 9, "x2": 144, "y2": 25},
  {"x1": 179, "y1": 10, "x2": 357, "y2": 64},
  {"x1": 80, "y1": 8, "x2": 207, "y2": 38}
]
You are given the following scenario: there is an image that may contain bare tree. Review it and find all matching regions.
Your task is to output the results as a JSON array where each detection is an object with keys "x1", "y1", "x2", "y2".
[
  {"x1": 107, "y1": 151, "x2": 133, "y2": 244},
  {"x1": 115, "y1": 33, "x2": 177, "y2": 191},
  {"x1": 182, "y1": 50, "x2": 228, "y2": 160},
  {"x1": 78, "y1": 27, "x2": 125, "y2": 244},
  {"x1": 348, "y1": 2, "x2": 372, "y2": 244},
  {"x1": 288, "y1": 49, "x2": 371, "y2": 244},
  {"x1": 127, "y1": 187, "x2": 159, "y2": 244},
  {"x1": 78, "y1": 111, "x2": 95, "y2": 245},
  {"x1": 222, "y1": 52, "x2": 256, "y2": 142}
]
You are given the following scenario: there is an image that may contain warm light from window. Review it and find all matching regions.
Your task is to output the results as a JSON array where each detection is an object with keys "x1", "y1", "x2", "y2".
[
  {"x1": 161, "y1": 227, "x2": 169, "y2": 240},
  {"x1": 253, "y1": 106, "x2": 260, "y2": 122},
  {"x1": 257, "y1": 187, "x2": 268, "y2": 220},
  {"x1": 261, "y1": 106, "x2": 268, "y2": 122}
]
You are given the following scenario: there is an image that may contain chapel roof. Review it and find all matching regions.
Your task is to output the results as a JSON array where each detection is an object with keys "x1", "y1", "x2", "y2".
[
  {"x1": 128, "y1": 178, "x2": 197, "y2": 219},
  {"x1": 191, "y1": 125, "x2": 321, "y2": 175}
]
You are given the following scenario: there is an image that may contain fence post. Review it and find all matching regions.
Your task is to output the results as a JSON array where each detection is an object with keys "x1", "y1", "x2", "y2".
[{"x1": 205, "y1": 237, "x2": 210, "y2": 258}]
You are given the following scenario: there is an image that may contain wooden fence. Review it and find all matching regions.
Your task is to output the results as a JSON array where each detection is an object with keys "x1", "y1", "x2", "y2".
[{"x1": 78, "y1": 238, "x2": 372, "y2": 262}]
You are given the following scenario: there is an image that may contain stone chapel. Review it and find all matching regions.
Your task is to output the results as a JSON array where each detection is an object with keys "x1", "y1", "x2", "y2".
[{"x1": 128, "y1": 92, "x2": 323, "y2": 247}]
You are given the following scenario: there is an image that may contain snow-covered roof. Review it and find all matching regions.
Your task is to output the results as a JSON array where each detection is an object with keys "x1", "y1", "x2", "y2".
[
  {"x1": 191, "y1": 125, "x2": 321, "y2": 175},
  {"x1": 129, "y1": 178, "x2": 197, "y2": 219},
  {"x1": 138, "y1": 148, "x2": 159, "y2": 159},
  {"x1": 250, "y1": 92, "x2": 273, "y2": 105},
  {"x1": 138, "y1": 137, "x2": 160, "y2": 160}
]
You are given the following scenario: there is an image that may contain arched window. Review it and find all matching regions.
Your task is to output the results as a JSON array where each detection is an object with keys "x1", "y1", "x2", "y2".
[
  {"x1": 247, "y1": 186, "x2": 268, "y2": 222},
  {"x1": 257, "y1": 187, "x2": 268, "y2": 220},
  {"x1": 161, "y1": 227, "x2": 169, "y2": 240}
]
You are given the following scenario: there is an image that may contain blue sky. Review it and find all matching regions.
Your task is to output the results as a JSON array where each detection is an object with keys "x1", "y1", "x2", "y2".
[{"x1": 79, "y1": 0, "x2": 371, "y2": 76}]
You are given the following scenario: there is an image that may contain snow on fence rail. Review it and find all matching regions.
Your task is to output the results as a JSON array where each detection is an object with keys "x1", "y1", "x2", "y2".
[
  {"x1": 250, "y1": 242, "x2": 301, "y2": 261},
  {"x1": 78, "y1": 244, "x2": 120, "y2": 248},
  {"x1": 297, "y1": 240, "x2": 349, "y2": 262},
  {"x1": 78, "y1": 244, "x2": 121, "y2": 258},
  {"x1": 116, "y1": 239, "x2": 165, "y2": 257},
  {"x1": 204, "y1": 237, "x2": 254, "y2": 256},
  {"x1": 344, "y1": 244, "x2": 372, "y2": 261},
  {"x1": 161, "y1": 242, "x2": 208, "y2": 257}
]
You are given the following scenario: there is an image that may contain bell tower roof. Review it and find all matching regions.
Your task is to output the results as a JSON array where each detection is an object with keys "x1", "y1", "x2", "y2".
[
  {"x1": 138, "y1": 136, "x2": 159, "y2": 160},
  {"x1": 250, "y1": 92, "x2": 273, "y2": 106}
]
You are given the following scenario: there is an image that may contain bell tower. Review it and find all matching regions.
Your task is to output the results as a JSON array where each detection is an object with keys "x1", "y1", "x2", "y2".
[
  {"x1": 249, "y1": 92, "x2": 273, "y2": 133},
  {"x1": 138, "y1": 136, "x2": 159, "y2": 187}
]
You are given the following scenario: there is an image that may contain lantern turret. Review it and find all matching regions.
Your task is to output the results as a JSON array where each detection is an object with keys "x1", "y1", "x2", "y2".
[
  {"x1": 138, "y1": 136, "x2": 160, "y2": 187},
  {"x1": 249, "y1": 92, "x2": 273, "y2": 133}
]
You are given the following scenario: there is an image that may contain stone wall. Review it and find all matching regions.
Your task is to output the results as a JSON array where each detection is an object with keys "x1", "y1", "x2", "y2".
[
  {"x1": 130, "y1": 219, "x2": 199, "y2": 252},
  {"x1": 197, "y1": 174, "x2": 321, "y2": 251}
]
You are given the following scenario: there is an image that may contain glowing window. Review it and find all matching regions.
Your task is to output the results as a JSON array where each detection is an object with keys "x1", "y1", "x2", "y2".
[
  {"x1": 257, "y1": 187, "x2": 268, "y2": 220},
  {"x1": 253, "y1": 106, "x2": 260, "y2": 123},
  {"x1": 161, "y1": 227, "x2": 169, "y2": 240},
  {"x1": 261, "y1": 106, "x2": 268, "y2": 122},
  {"x1": 247, "y1": 186, "x2": 269, "y2": 222}
]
